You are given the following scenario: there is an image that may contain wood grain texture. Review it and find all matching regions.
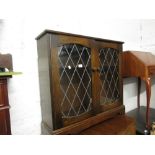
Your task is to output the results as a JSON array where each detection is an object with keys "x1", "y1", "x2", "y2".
[
  {"x1": 52, "y1": 105, "x2": 125, "y2": 135},
  {"x1": 122, "y1": 51, "x2": 155, "y2": 129},
  {"x1": 80, "y1": 115, "x2": 136, "y2": 135},
  {"x1": 37, "y1": 30, "x2": 124, "y2": 134},
  {"x1": 36, "y1": 29, "x2": 124, "y2": 44},
  {"x1": 0, "y1": 78, "x2": 11, "y2": 135}
]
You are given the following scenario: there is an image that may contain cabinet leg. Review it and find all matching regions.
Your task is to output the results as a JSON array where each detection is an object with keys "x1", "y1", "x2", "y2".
[
  {"x1": 137, "y1": 77, "x2": 141, "y2": 109},
  {"x1": 145, "y1": 78, "x2": 151, "y2": 129}
]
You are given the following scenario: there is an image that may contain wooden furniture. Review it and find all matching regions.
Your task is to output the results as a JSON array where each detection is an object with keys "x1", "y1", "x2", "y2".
[
  {"x1": 0, "y1": 73, "x2": 21, "y2": 135},
  {"x1": 80, "y1": 115, "x2": 136, "y2": 135},
  {"x1": 0, "y1": 53, "x2": 21, "y2": 135},
  {"x1": 0, "y1": 77, "x2": 11, "y2": 135},
  {"x1": 0, "y1": 54, "x2": 13, "y2": 135},
  {"x1": 36, "y1": 30, "x2": 125, "y2": 135},
  {"x1": 122, "y1": 51, "x2": 155, "y2": 129}
]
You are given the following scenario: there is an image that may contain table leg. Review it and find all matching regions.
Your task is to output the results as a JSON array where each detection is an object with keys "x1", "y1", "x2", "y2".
[
  {"x1": 137, "y1": 77, "x2": 141, "y2": 109},
  {"x1": 145, "y1": 77, "x2": 151, "y2": 129}
]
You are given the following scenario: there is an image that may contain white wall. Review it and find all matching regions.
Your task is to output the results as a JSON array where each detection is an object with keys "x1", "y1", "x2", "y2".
[
  {"x1": 0, "y1": 19, "x2": 41, "y2": 134},
  {"x1": 1, "y1": 18, "x2": 155, "y2": 134}
]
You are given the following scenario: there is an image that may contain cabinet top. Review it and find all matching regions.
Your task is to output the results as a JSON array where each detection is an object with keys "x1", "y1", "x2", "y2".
[{"x1": 36, "y1": 29, "x2": 124, "y2": 44}]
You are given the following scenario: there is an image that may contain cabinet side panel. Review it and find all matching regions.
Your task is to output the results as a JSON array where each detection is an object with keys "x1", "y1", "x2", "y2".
[
  {"x1": 118, "y1": 44, "x2": 123, "y2": 105},
  {"x1": 37, "y1": 34, "x2": 53, "y2": 134},
  {"x1": 0, "y1": 79, "x2": 11, "y2": 135}
]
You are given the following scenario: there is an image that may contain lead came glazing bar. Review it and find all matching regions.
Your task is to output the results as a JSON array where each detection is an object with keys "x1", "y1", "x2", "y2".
[{"x1": 58, "y1": 44, "x2": 92, "y2": 117}]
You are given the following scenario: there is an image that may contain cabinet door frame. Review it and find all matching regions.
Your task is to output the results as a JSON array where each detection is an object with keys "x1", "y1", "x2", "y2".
[
  {"x1": 50, "y1": 34, "x2": 97, "y2": 129},
  {"x1": 95, "y1": 41, "x2": 123, "y2": 112}
]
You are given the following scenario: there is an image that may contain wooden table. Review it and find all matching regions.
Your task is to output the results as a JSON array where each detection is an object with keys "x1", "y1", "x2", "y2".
[{"x1": 122, "y1": 51, "x2": 155, "y2": 129}]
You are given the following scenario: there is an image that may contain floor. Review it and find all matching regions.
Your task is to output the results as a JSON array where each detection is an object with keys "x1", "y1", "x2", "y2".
[{"x1": 126, "y1": 106, "x2": 155, "y2": 135}]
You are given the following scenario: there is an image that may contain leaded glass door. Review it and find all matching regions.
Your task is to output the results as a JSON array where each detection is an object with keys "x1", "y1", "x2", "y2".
[
  {"x1": 97, "y1": 42, "x2": 122, "y2": 111},
  {"x1": 53, "y1": 36, "x2": 94, "y2": 127}
]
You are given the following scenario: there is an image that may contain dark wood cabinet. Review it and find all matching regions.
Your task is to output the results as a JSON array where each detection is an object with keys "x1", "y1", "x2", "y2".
[
  {"x1": 36, "y1": 30, "x2": 124, "y2": 134},
  {"x1": 0, "y1": 78, "x2": 11, "y2": 135}
]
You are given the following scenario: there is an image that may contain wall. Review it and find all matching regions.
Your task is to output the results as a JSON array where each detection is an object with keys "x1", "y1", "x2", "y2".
[
  {"x1": 1, "y1": 19, "x2": 155, "y2": 134},
  {"x1": 0, "y1": 20, "x2": 41, "y2": 134}
]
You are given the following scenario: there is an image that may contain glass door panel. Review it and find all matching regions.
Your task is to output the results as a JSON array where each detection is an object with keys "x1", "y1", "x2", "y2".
[
  {"x1": 99, "y1": 48, "x2": 120, "y2": 105},
  {"x1": 58, "y1": 44, "x2": 92, "y2": 118}
]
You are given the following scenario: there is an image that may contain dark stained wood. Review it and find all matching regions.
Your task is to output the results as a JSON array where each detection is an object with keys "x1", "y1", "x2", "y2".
[
  {"x1": 122, "y1": 51, "x2": 155, "y2": 129},
  {"x1": 80, "y1": 115, "x2": 136, "y2": 135},
  {"x1": 91, "y1": 40, "x2": 101, "y2": 114},
  {"x1": 0, "y1": 109, "x2": 11, "y2": 135},
  {"x1": 101, "y1": 102, "x2": 122, "y2": 112},
  {"x1": 118, "y1": 44, "x2": 123, "y2": 105},
  {"x1": 50, "y1": 34, "x2": 95, "y2": 128},
  {"x1": 36, "y1": 29, "x2": 124, "y2": 44},
  {"x1": 57, "y1": 34, "x2": 93, "y2": 47},
  {"x1": 63, "y1": 112, "x2": 93, "y2": 127},
  {"x1": 36, "y1": 30, "x2": 124, "y2": 134},
  {"x1": 50, "y1": 36, "x2": 63, "y2": 129},
  {"x1": 52, "y1": 105, "x2": 125, "y2": 135},
  {"x1": 0, "y1": 78, "x2": 11, "y2": 135}
]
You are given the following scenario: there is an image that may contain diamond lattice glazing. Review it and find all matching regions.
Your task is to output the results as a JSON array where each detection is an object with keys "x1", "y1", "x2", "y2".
[
  {"x1": 58, "y1": 44, "x2": 92, "y2": 117},
  {"x1": 99, "y1": 48, "x2": 120, "y2": 104}
]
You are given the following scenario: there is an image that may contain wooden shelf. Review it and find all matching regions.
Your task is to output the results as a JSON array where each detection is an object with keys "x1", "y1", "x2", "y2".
[{"x1": 126, "y1": 106, "x2": 155, "y2": 134}]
